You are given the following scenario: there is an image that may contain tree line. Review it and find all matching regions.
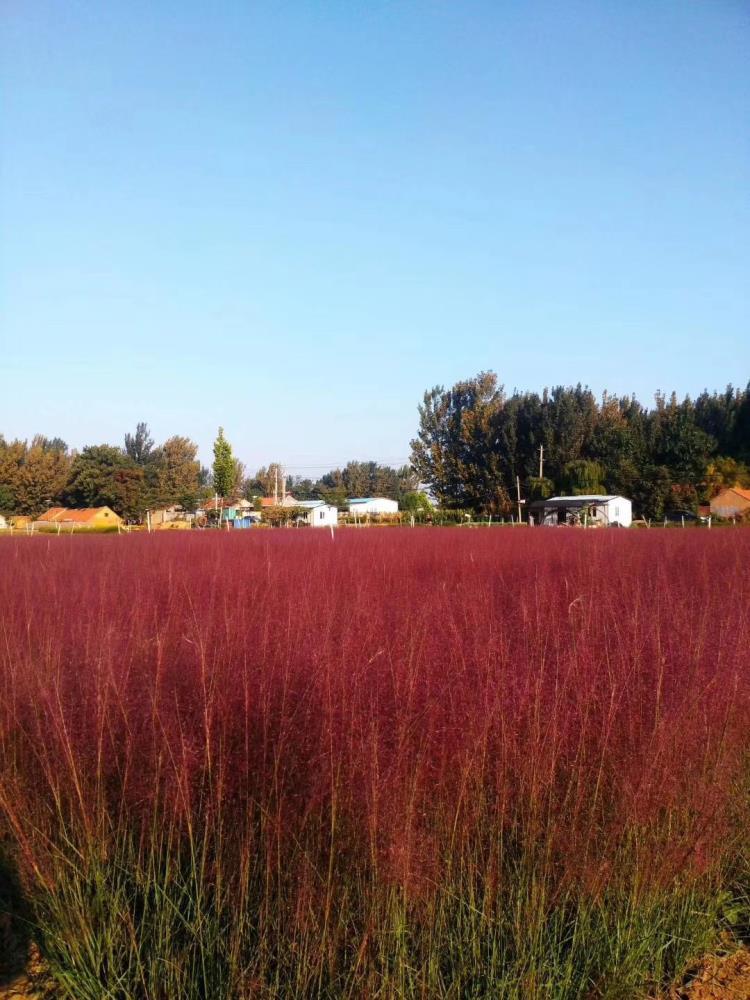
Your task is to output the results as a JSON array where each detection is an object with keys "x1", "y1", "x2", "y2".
[
  {"x1": 410, "y1": 373, "x2": 750, "y2": 518},
  {"x1": 0, "y1": 424, "x2": 418, "y2": 521}
]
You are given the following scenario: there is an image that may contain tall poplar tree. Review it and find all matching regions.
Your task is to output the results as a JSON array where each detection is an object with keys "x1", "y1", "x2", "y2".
[{"x1": 212, "y1": 428, "x2": 235, "y2": 498}]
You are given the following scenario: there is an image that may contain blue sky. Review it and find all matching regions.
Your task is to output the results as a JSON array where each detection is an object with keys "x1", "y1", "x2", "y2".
[{"x1": 2, "y1": 1, "x2": 748, "y2": 475}]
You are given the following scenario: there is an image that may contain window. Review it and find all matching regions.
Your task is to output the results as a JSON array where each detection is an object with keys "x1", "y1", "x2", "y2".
[{"x1": 319, "y1": 511, "x2": 324, "y2": 520}]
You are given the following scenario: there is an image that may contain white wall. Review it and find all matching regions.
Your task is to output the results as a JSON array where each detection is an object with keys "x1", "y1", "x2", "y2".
[
  {"x1": 606, "y1": 497, "x2": 632, "y2": 527},
  {"x1": 348, "y1": 498, "x2": 398, "y2": 515},
  {"x1": 306, "y1": 505, "x2": 338, "y2": 527}
]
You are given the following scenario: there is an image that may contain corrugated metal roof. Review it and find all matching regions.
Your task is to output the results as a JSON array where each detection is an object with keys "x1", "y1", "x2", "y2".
[{"x1": 530, "y1": 495, "x2": 627, "y2": 507}]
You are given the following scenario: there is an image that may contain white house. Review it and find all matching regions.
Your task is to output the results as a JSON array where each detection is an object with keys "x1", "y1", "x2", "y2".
[
  {"x1": 528, "y1": 495, "x2": 632, "y2": 528},
  {"x1": 0, "y1": 514, "x2": 8, "y2": 530},
  {"x1": 296, "y1": 500, "x2": 339, "y2": 528},
  {"x1": 347, "y1": 497, "x2": 399, "y2": 516}
]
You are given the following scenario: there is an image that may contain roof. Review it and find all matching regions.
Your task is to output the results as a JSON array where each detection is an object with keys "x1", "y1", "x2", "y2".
[
  {"x1": 297, "y1": 500, "x2": 334, "y2": 509},
  {"x1": 38, "y1": 507, "x2": 117, "y2": 523},
  {"x1": 529, "y1": 495, "x2": 627, "y2": 508},
  {"x1": 259, "y1": 495, "x2": 298, "y2": 507},
  {"x1": 202, "y1": 497, "x2": 251, "y2": 511},
  {"x1": 725, "y1": 488, "x2": 750, "y2": 501},
  {"x1": 348, "y1": 497, "x2": 394, "y2": 504}
]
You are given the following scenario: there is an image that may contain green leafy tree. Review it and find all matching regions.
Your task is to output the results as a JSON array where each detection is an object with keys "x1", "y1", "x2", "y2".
[
  {"x1": 152, "y1": 436, "x2": 201, "y2": 508},
  {"x1": 212, "y1": 428, "x2": 236, "y2": 499},
  {"x1": 65, "y1": 445, "x2": 145, "y2": 519},
  {"x1": 526, "y1": 476, "x2": 555, "y2": 501},
  {"x1": 562, "y1": 460, "x2": 606, "y2": 495},
  {"x1": 410, "y1": 372, "x2": 511, "y2": 513},
  {"x1": 401, "y1": 491, "x2": 432, "y2": 514}
]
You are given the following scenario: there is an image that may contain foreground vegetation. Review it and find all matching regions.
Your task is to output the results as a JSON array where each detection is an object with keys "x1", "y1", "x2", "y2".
[{"x1": 1, "y1": 530, "x2": 749, "y2": 998}]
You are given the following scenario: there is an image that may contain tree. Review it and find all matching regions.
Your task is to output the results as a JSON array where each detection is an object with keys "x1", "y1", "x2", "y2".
[
  {"x1": 151, "y1": 436, "x2": 201, "y2": 508},
  {"x1": 124, "y1": 422, "x2": 156, "y2": 465},
  {"x1": 0, "y1": 436, "x2": 71, "y2": 517},
  {"x1": 65, "y1": 445, "x2": 144, "y2": 518},
  {"x1": 704, "y1": 457, "x2": 750, "y2": 496},
  {"x1": 15, "y1": 436, "x2": 71, "y2": 516},
  {"x1": 410, "y1": 372, "x2": 511, "y2": 513},
  {"x1": 212, "y1": 428, "x2": 236, "y2": 498},
  {"x1": 110, "y1": 467, "x2": 148, "y2": 522},
  {"x1": 562, "y1": 460, "x2": 605, "y2": 496},
  {"x1": 248, "y1": 463, "x2": 286, "y2": 499},
  {"x1": 0, "y1": 437, "x2": 25, "y2": 514},
  {"x1": 401, "y1": 491, "x2": 432, "y2": 514}
]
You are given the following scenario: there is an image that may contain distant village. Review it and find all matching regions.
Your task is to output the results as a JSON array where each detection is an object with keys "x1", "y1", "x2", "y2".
[
  {"x1": 3, "y1": 485, "x2": 750, "y2": 534},
  {"x1": 2, "y1": 375, "x2": 749, "y2": 533}
]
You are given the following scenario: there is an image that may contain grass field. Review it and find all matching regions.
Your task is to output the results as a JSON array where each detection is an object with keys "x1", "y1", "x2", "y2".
[{"x1": 1, "y1": 529, "x2": 749, "y2": 998}]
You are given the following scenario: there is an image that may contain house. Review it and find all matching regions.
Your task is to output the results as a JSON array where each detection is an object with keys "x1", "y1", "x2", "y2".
[
  {"x1": 259, "y1": 495, "x2": 299, "y2": 509},
  {"x1": 0, "y1": 514, "x2": 8, "y2": 530},
  {"x1": 528, "y1": 495, "x2": 632, "y2": 528},
  {"x1": 710, "y1": 487, "x2": 750, "y2": 519},
  {"x1": 36, "y1": 506, "x2": 123, "y2": 529},
  {"x1": 296, "y1": 500, "x2": 338, "y2": 527},
  {"x1": 347, "y1": 497, "x2": 399, "y2": 516}
]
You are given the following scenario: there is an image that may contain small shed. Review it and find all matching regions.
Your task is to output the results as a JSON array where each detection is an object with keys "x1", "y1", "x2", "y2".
[
  {"x1": 347, "y1": 497, "x2": 398, "y2": 516},
  {"x1": 529, "y1": 495, "x2": 632, "y2": 528},
  {"x1": 296, "y1": 500, "x2": 338, "y2": 527}
]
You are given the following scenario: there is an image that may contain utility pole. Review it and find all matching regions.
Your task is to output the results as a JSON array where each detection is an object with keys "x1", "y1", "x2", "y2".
[
  {"x1": 274, "y1": 468, "x2": 278, "y2": 506},
  {"x1": 538, "y1": 445, "x2": 544, "y2": 479},
  {"x1": 282, "y1": 466, "x2": 286, "y2": 504},
  {"x1": 516, "y1": 475, "x2": 523, "y2": 524}
]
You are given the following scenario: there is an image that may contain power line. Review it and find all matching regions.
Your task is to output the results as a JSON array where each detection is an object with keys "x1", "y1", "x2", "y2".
[{"x1": 277, "y1": 458, "x2": 413, "y2": 471}]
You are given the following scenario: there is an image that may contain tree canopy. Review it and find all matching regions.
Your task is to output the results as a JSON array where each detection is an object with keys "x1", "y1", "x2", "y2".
[{"x1": 411, "y1": 373, "x2": 750, "y2": 518}]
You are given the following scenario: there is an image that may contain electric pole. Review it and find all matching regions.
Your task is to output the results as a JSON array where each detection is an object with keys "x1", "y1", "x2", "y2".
[
  {"x1": 538, "y1": 445, "x2": 544, "y2": 479},
  {"x1": 516, "y1": 475, "x2": 523, "y2": 523}
]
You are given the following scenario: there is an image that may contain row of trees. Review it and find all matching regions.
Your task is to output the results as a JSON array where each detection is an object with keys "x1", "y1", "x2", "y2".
[
  {"x1": 245, "y1": 461, "x2": 419, "y2": 508},
  {"x1": 0, "y1": 426, "x2": 206, "y2": 522},
  {"x1": 0, "y1": 425, "x2": 418, "y2": 521},
  {"x1": 410, "y1": 374, "x2": 750, "y2": 518},
  {"x1": 6, "y1": 378, "x2": 745, "y2": 523}
]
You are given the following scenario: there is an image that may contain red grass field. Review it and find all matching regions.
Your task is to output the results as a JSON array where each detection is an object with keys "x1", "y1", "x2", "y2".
[{"x1": 0, "y1": 528, "x2": 749, "y2": 998}]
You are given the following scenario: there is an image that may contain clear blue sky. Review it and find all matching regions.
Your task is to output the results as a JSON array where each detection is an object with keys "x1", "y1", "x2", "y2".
[{"x1": 2, "y1": 1, "x2": 748, "y2": 475}]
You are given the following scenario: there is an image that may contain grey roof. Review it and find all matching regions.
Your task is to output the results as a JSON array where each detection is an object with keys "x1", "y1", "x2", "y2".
[{"x1": 530, "y1": 495, "x2": 626, "y2": 507}]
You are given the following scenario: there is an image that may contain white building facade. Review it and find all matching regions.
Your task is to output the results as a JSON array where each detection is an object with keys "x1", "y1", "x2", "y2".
[
  {"x1": 529, "y1": 495, "x2": 632, "y2": 528},
  {"x1": 347, "y1": 497, "x2": 399, "y2": 516},
  {"x1": 297, "y1": 501, "x2": 339, "y2": 527}
]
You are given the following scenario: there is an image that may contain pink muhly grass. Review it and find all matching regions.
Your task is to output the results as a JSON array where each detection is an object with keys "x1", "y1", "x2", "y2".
[{"x1": 0, "y1": 527, "x2": 748, "y2": 995}]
